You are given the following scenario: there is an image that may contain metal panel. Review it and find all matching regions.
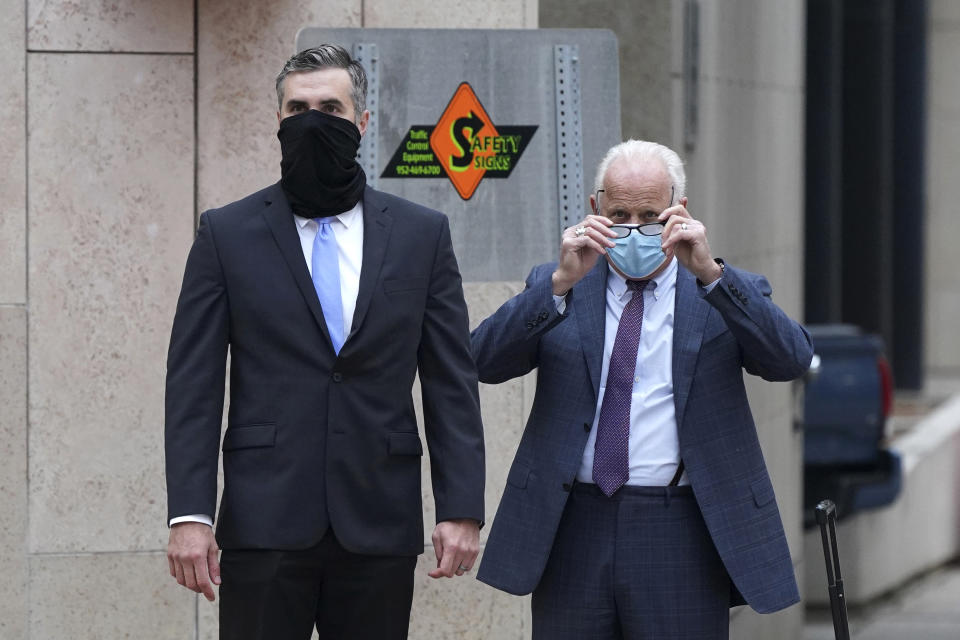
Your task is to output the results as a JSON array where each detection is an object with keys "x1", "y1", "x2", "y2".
[
  {"x1": 352, "y1": 42, "x2": 379, "y2": 190},
  {"x1": 296, "y1": 28, "x2": 621, "y2": 282},
  {"x1": 554, "y1": 45, "x2": 583, "y2": 234}
]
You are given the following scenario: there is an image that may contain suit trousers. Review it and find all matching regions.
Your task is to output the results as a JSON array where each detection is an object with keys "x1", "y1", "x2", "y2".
[
  {"x1": 531, "y1": 483, "x2": 730, "y2": 640},
  {"x1": 218, "y1": 530, "x2": 417, "y2": 640}
]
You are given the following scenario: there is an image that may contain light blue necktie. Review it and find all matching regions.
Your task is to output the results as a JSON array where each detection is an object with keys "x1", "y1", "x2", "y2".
[{"x1": 311, "y1": 218, "x2": 344, "y2": 354}]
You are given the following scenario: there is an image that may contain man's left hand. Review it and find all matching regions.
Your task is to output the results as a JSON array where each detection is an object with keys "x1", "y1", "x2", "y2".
[
  {"x1": 659, "y1": 197, "x2": 723, "y2": 285},
  {"x1": 428, "y1": 518, "x2": 480, "y2": 578}
]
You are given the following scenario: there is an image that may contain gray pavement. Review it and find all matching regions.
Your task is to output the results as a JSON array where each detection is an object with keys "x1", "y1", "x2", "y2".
[{"x1": 803, "y1": 562, "x2": 960, "y2": 639}]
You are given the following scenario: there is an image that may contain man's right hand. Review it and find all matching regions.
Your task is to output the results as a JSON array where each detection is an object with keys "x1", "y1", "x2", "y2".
[
  {"x1": 167, "y1": 521, "x2": 221, "y2": 602},
  {"x1": 552, "y1": 214, "x2": 617, "y2": 295}
]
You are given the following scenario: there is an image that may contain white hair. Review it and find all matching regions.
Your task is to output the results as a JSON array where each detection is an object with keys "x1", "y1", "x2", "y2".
[{"x1": 593, "y1": 139, "x2": 686, "y2": 202}]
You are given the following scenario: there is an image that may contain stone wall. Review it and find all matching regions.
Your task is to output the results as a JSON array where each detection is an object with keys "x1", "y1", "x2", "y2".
[{"x1": 2, "y1": 1, "x2": 537, "y2": 638}]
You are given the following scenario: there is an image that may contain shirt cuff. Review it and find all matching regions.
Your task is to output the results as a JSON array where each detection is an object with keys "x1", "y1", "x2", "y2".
[
  {"x1": 700, "y1": 276, "x2": 721, "y2": 293},
  {"x1": 170, "y1": 514, "x2": 213, "y2": 528},
  {"x1": 553, "y1": 293, "x2": 568, "y2": 314}
]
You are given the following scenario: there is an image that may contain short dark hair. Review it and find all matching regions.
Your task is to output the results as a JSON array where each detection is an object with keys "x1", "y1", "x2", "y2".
[{"x1": 275, "y1": 45, "x2": 367, "y2": 119}]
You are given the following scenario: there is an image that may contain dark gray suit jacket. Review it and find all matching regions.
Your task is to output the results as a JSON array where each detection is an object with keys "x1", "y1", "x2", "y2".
[
  {"x1": 472, "y1": 259, "x2": 811, "y2": 613},
  {"x1": 165, "y1": 183, "x2": 484, "y2": 555}
]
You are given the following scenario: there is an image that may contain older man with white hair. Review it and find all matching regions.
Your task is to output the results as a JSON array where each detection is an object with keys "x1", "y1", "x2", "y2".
[{"x1": 471, "y1": 140, "x2": 813, "y2": 639}]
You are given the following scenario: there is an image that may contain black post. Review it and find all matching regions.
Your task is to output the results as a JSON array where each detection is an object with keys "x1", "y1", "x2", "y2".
[
  {"x1": 840, "y1": 0, "x2": 896, "y2": 353},
  {"x1": 892, "y1": 0, "x2": 927, "y2": 390},
  {"x1": 805, "y1": 0, "x2": 845, "y2": 323}
]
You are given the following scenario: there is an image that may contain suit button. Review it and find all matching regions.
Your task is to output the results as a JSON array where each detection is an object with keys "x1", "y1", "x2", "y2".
[
  {"x1": 332, "y1": 372, "x2": 343, "y2": 382},
  {"x1": 583, "y1": 422, "x2": 591, "y2": 433},
  {"x1": 526, "y1": 322, "x2": 534, "y2": 329},
  {"x1": 538, "y1": 311, "x2": 548, "y2": 321},
  {"x1": 562, "y1": 482, "x2": 572, "y2": 492}
]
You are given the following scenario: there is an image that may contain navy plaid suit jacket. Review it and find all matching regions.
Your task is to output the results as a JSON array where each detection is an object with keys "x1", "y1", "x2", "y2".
[{"x1": 471, "y1": 259, "x2": 812, "y2": 614}]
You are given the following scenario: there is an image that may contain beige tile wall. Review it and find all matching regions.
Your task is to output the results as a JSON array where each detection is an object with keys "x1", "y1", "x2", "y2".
[
  {"x1": 0, "y1": 1, "x2": 26, "y2": 304},
  {"x1": 28, "y1": 553, "x2": 195, "y2": 639},
  {"x1": 0, "y1": 309, "x2": 28, "y2": 640},
  {"x1": 27, "y1": 52, "x2": 194, "y2": 554},
  {"x1": 27, "y1": 0, "x2": 194, "y2": 52},
  {"x1": 1, "y1": 2, "x2": 28, "y2": 636}
]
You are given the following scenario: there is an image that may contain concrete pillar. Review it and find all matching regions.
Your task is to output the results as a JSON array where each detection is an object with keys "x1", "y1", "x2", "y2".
[
  {"x1": 925, "y1": 0, "x2": 960, "y2": 372},
  {"x1": 671, "y1": 1, "x2": 807, "y2": 637}
]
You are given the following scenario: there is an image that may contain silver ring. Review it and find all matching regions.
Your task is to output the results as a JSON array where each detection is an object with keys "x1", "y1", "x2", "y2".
[
  {"x1": 574, "y1": 226, "x2": 586, "y2": 237},
  {"x1": 681, "y1": 222, "x2": 688, "y2": 231},
  {"x1": 458, "y1": 564, "x2": 470, "y2": 572}
]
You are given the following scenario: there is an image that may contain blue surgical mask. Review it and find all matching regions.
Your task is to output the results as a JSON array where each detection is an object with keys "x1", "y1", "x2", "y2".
[{"x1": 606, "y1": 232, "x2": 668, "y2": 280}]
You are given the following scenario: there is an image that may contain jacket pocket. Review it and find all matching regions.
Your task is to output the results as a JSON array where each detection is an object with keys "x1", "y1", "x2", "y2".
[
  {"x1": 222, "y1": 423, "x2": 276, "y2": 451},
  {"x1": 388, "y1": 432, "x2": 424, "y2": 456},
  {"x1": 383, "y1": 277, "x2": 428, "y2": 294},
  {"x1": 750, "y1": 475, "x2": 775, "y2": 508}
]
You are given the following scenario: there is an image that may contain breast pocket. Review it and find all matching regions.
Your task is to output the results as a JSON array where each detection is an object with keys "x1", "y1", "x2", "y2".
[{"x1": 383, "y1": 277, "x2": 428, "y2": 295}]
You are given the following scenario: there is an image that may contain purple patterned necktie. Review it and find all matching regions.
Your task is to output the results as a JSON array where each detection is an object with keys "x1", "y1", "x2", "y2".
[{"x1": 593, "y1": 279, "x2": 649, "y2": 496}]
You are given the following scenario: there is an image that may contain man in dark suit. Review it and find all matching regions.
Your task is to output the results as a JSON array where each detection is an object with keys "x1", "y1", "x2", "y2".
[
  {"x1": 471, "y1": 140, "x2": 812, "y2": 639},
  {"x1": 164, "y1": 45, "x2": 485, "y2": 640}
]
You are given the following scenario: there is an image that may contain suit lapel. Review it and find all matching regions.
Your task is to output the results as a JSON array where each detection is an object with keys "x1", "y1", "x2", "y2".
[
  {"x1": 261, "y1": 183, "x2": 334, "y2": 347},
  {"x1": 348, "y1": 187, "x2": 393, "y2": 340},
  {"x1": 672, "y1": 265, "x2": 710, "y2": 429},
  {"x1": 573, "y1": 260, "x2": 609, "y2": 398}
]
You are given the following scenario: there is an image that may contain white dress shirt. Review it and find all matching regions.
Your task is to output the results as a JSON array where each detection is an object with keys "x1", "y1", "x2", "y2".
[
  {"x1": 294, "y1": 201, "x2": 364, "y2": 338},
  {"x1": 170, "y1": 201, "x2": 365, "y2": 528},
  {"x1": 574, "y1": 258, "x2": 688, "y2": 486}
]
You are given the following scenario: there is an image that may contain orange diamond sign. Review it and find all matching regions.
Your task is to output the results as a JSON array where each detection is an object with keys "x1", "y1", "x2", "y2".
[
  {"x1": 381, "y1": 83, "x2": 538, "y2": 199},
  {"x1": 429, "y1": 83, "x2": 501, "y2": 200}
]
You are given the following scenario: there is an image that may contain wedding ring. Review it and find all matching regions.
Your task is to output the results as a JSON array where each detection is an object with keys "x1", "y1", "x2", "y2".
[
  {"x1": 458, "y1": 564, "x2": 470, "y2": 572},
  {"x1": 575, "y1": 226, "x2": 586, "y2": 237},
  {"x1": 681, "y1": 222, "x2": 688, "y2": 230}
]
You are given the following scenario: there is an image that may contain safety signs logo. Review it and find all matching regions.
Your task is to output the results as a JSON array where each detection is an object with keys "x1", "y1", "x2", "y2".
[
  {"x1": 430, "y1": 84, "x2": 500, "y2": 200},
  {"x1": 381, "y1": 82, "x2": 537, "y2": 200}
]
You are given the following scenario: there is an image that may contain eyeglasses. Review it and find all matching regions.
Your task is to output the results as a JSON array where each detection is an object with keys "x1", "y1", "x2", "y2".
[{"x1": 610, "y1": 223, "x2": 664, "y2": 238}]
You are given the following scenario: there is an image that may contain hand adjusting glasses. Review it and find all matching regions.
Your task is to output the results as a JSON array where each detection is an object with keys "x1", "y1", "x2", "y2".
[{"x1": 609, "y1": 222, "x2": 665, "y2": 238}]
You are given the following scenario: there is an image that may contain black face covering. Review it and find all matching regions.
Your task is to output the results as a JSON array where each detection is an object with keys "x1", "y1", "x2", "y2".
[{"x1": 277, "y1": 109, "x2": 366, "y2": 218}]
